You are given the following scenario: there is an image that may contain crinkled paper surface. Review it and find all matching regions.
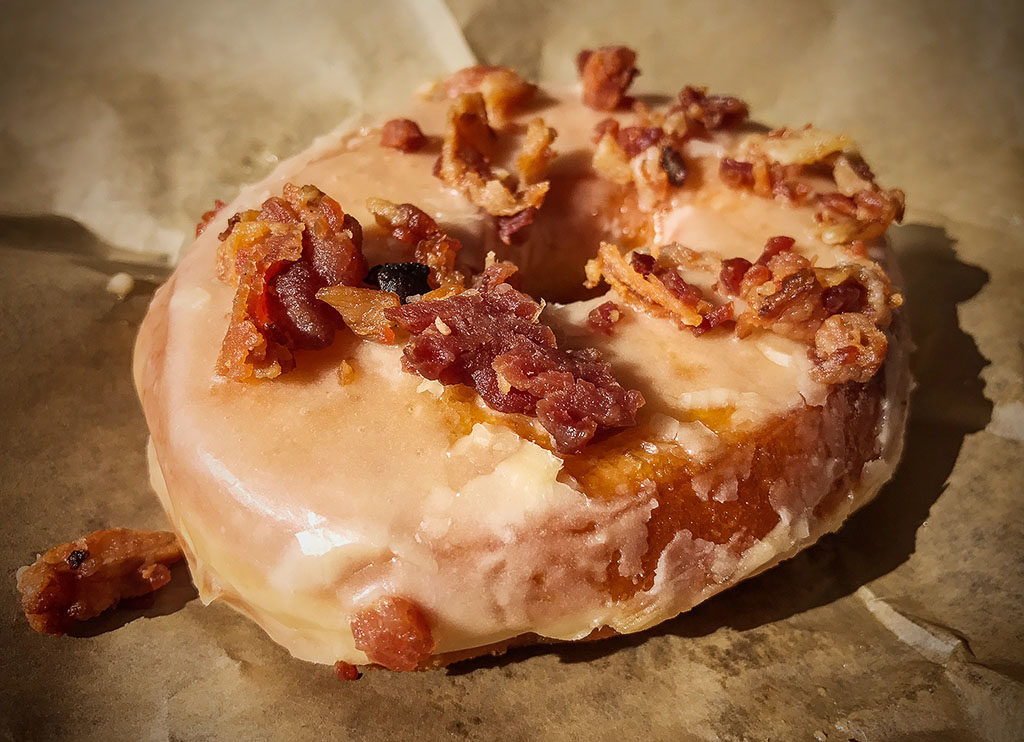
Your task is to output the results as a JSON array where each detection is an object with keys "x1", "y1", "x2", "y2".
[{"x1": 1, "y1": 1, "x2": 1022, "y2": 739}]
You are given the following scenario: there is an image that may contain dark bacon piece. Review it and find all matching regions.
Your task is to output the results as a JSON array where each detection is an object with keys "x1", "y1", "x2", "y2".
[
  {"x1": 676, "y1": 85, "x2": 749, "y2": 131},
  {"x1": 660, "y1": 146, "x2": 687, "y2": 186},
  {"x1": 719, "y1": 257, "x2": 752, "y2": 295},
  {"x1": 617, "y1": 126, "x2": 662, "y2": 158},
  {"x1": 757, "y1": 235, "x2": 796, "y2": 265},
  {"x1": 17, "y1": 529, "x2": 183, "y2": 635},
  {"x1": 629, "y1": 252, "x2": 656, "y2": 276},
  {"x1": 195, "y1": 199, "x2": 227, "y2": 237},
  {"x1": 587, "y1": 300, "x2": 622, "y2": 335},
  {"x1": 380, "y1": 118, "x2": 426, "y2": 152},
  {"x1": 388, "y1": 282, "x2": 643, "y2": 453},
  {"x1": 496, "y1": 207, "x2": 537, "y2": 245},
  {"x1": 822, "y1": 279, "x2": 867, "y2": 315},
  {"x1": 592, "y1": 117, "x2": 620, "y2": 144},
  {"x1": 577, "y1": 46, "x2": 639, "y2": 111},
  {"x1": 720, "y1": 158, "x2": 755, "y2": 189},
  {"x1": 691, "y1": 302, "x2": 735, "y2": 336},
  {"x1": 350, "y1": 596, "x2": 435, "y2": 672}
]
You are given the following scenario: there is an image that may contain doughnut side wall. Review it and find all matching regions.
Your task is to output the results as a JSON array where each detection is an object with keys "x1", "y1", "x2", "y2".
[{"x1": 134, "y1": 90, "x2": 911, "y2": 666}]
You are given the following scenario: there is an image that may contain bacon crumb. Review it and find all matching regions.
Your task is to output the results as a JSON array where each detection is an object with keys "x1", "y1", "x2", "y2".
[
  {"x1": 17, "y1": 529, "x2": 183, "y2": 635},
  {"x1": 757, "y1": 235, "x2": 796, "y2": 265},
  {"x1": 337, "y1": 360, "x2": 356, "y2": 385},
  {"x1": 719, "y1": 257, "x2": 752, "y2": 295},
  {"x1": 443, "y1": 65, "x2": 536, "y2": 124},
  {"x1": 388, "y1": 281, "x2": 643, "y2": 453},
  {"x1": 196, "y1": 199, "x2": 227, "y2": 237},
  {"x1": 350, "y1": 596, "x2": 435, "y2": 672},
  {"x1": 380, "y1": 118, "x2": 426, "y2": 152},
  {"x1": 691, "y1": 302, "x2": 735, "y2": 336},
  {"x1": 496, "y1": 207, "x2": 537, "y2": 245},
  {"x1": 719, "y1": 158, "x2": 755, "y2": 189},
  {"x1": 592, "y1": 117, "x2": 620, "y2": 144},
  {"x1": 366, "y1": 197, "x2": 464, "y2": 290},
  {"x1": 333, "y1": 661, "x2": 362, "y2": 681},
  {"x1": 577, "y1": 46, "x2": 639, "y2": 111},
  {"x1": 811, "y1": 313, "x2": 888, "y2": 384},
  {"x1": 676, "y1": 85, "x2": 749, "y2": 131},
  {"x1": 435, "y1": 93, "x2": 553, "y2": 217},
  {"x1": 215, "y1": 184, "x2": 369, "y2": 381},
  {"x1": 585, "y1": 243, "x2": 705, "y2": 327},
  {"x1": 587, "y1": 300, "x2": 622, "y2": 335},
  {"x1": 617, "y1": 126, "x2": 663, "y2": 158},
  {"x1": 316, "y1": 285, "x2": 401, "y2": 344}
]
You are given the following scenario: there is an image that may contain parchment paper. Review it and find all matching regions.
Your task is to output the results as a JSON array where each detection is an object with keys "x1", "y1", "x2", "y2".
[{"x1": 2, "y1": 1, "x2": 1022, "y2": 740}]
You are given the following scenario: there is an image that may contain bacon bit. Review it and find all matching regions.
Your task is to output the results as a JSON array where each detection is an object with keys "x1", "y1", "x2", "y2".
[
  {"x1": 216, "y1": 185, "x2": 369, "y2": 380},
  {"x1": 442, "y1": 65, "x2": 536, "y2": 125},
  {"x1": 811, "y1": 313, "x2": 888, "y2": 384},
  {"x1": 585, "y1": 243, "x2": 705, "y2": 327},
  {"x1": 496, "y1": 207, "x2": 537, "y2": 245},
  {"x1": 592, "y1": 117, "x2": 620, "y2": 143},
  {"x1": 366, "y1": 197, "x2": 464, "y2": 290},
  {"x1": 17, "y1": 529, "x2": 183, "y2": 635},
  {"x1": 719, "y1": 158, "x2": 755, "y2": 189},
  {"x1": 691, "y1": 302, "x2": 735, "y2": 336},
  {"x1": 388, "y1": 281, "x2": 643, "y2": 452},
  {"x1": 316, "y1": 285, "x2": 401, "y2": 344},
  {"x1": 815, "y1": 187, "x2": 905, "y2": 244},
  {"x1": 592, "y1": 132, "x2": 633, "y2": 185},
  {"x1": 472, "y1": 257, "x2": 520, "y2": 290},
  {"x1": 196, "y1": 199, "x2": 227, "y2": 237},
  {"x1": 676, "y1": 85, "x2": 749, "y2": 131},
  {"x1": 655, "y1": 267, "x2": 704, "y2": 308},
  {"x1": 587, "y1": 300, "x2": 622, "y2": 335},
  {"x1": 630, "y1": 252, "x2": 656, "y2": 276},
  {"x1": 577, "y1": 46, "x2": 639, "y2": 111},
  {"x1": 719, "y1": 257, "x2": 752, "y2": 295},
  {"x1": 516, "y1": 118, "x2": 558, "y2": 185},
  {"x1": 350, "y1": 596, "x2": 435, "y2": 672},
  {"x1": 659, "y1": 146, "x2": 687, "y2": 186},
  {"x1": 436, "y1": 93, "x2": 552, "y2": 217},
  {"x1": 617, "y1": 126, "x2": 663, "y2": 158},
  {"x1": 757, "y1": 235, "x2": 796, "y2": 265},
  {"x1": 380, "y1": 118, "x2": 426, "y2": 152},
  {"x1": 333, "y1": 661, "x2": 362, "y2": 680},
  {"x1": 822, "y1": 279, "x2": 867, "y2": 315}
]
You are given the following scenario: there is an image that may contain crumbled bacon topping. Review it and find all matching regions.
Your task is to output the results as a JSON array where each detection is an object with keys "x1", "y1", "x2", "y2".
[
  {"x1": 387, "y1": 281, "x2": 643, "y2": 453},
  {"x1": 17, "y1": 529, "x2": 183, "y2": 635},
  {"x1": 585, "y1": 243, "x2": 706, "y2": 327},
  {"x1": 366, "y1": 197, "x2": 464, "y2": 290},
  {"x1": 719, "y1": 257, "x2": 753, "y2": 295},
  {"x1": 380, "y1": 118, "x2": 426, "y2": 152},
  {"x1": 316, "y1": 285, "x2": 401, "y2": 344},
  {"x1": 195, "y1": 199, "x2": 227, "y2": 237},
  {"x1": 215, "y1": 184, "x2": 369, "y2": 380},
  {"x1": 333, "y1": 661, "x2": 362, "y2": 680},
  {"x1": 587, "y1": 300, "x2": 622, "y2": 335},
  {"x1": 435, "y1": 93, "x2": 554, "y2": 218},
  {"x1": 496, "y1": 207, "x2": 537, "y2": 245},
  {"x1": 443, "y1": 65, "x2": 536, "y2": 125},
  {"x1": 577, "y1": 46, "x2": 639, "y2": 112},
  {"x1": 675, "y1": 85, "x2": 749, "y2": 132},
  {"x1": 811, "y1": 313, "x2": 888, "y2": 384},
  {"x1": 350, "y1": 596, "x2": 435, "y2": 672},
  {"x1": 659, "y1": 146, "x2": 687, "y2": 186},
  {"x1": 719, "y1": 158, "x2": 755, "y2": 188},
  {"x1": 617, "y1": 126, "x2": 663, "y2": 158}
]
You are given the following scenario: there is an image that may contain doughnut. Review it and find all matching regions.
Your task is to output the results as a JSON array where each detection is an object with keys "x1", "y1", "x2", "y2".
[{"x1": 134, "y1": 48, "x2": 910, "y2": 672}]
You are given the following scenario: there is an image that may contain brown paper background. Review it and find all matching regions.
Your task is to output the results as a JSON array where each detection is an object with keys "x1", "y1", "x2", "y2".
[{"x1": 2, "y1": 1, "x2": 1022, "y2": 739}]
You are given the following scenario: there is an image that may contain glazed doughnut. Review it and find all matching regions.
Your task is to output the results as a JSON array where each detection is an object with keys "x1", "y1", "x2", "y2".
[{"x1": 135, "y1": 50, "x2": 910, "y2": 671}]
